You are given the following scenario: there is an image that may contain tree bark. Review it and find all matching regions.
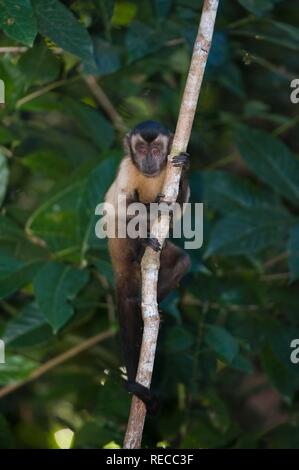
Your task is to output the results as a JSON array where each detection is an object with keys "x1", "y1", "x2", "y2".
[{"x1": 123, "y1": 0, "x2": 220, "y2": 449}]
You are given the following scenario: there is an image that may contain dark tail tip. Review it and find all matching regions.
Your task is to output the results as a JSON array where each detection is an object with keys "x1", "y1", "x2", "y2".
[{"x1": 125, "y1": 380, "x2": 159, "y2": 415}]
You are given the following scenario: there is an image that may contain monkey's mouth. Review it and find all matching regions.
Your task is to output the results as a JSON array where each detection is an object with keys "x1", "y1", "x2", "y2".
[
  {"x1": 142, "y1": 157, "x2": 165, "y2": 177},
  {"x1": 142, "y1": 170, "x2": 160, "y2": 177},
  {"x1": 133, "y1": 156, "x2": 165, "y2": 177},
  {"x1": 140, "y1": 162, "x2": 161, "y2": 177}
]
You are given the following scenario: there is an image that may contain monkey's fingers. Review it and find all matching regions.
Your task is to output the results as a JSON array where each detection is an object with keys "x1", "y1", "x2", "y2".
[
  {"x1": 155, "y1": 192, "x2": 165, "y2": 203},
  {"x1": 146, "y1": 236, "x2": 161, "y2": 252},
  {"x1": 140, "y1": 235, "x2": 161, "y2": 252},
  {"x1": 171, "y1": 152, "x2": 190, "y2": 168},
  {"x1": 155, "y1": 192, "x2": 173, "y2": 206}
]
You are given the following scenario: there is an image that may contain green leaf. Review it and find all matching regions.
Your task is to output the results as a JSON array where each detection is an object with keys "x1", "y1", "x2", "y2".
[
  {"x1": 111, "y1": 1, "x2": 137, "y2": 26},
  {"x1": 0, "y1": 216, "x2": 48, "y2": 298},
  {"x1": 160, "y1": 291, "x2": 181, "y2": 321},
  {"x1": 95, "y1": 376, "x2": 130, "y2": 420},
  {"x1": 33, "y1": 261, "x2": 89, "y2": 332},
  {"x1": 75, "y1": 420, "x2": 120, "y2": 449},
  {"x1": 288, "y1": 223, "x2": 299, "y2": 282},
  {"x1": 154, "y1": 0, "x2": 173, "y2": 17},
  {"x1": 231, "y1": 354, "x2": 253, "y2": 374},
  {"x1": 79, "y1": 159, "x2": 118, "y2": 258},
  {"x1": 237, "y1": 0, "x2": 281, "y2": 16},
  {"x1": 205, "y1": 325, "x2": 239, "y2": 364},
  {"x1": 0, "y1": 215, "x2": 48, "y2": 259},
  {"x1": 32, "y1": 0, "x2": 96, "y2": 69},
  {"x1": 203, "y1": 170, "x2": 279, "y2": 213},
  {"x1": 260, "y1": 327, "x2": 299, "y2": 398},
  {"x1": 0, "y1": 126, "x2": 15, "y2": 145},
  {"x1": 0, "y1": 0, "x2": 37, "y2": 46},
  {"x1": 261, "y1": 344, "x2": 299, "y2": 398},
  {"x1": 101, "y1": 0, "x2": 114, "y2": 20},
  {"x1": 93, "y1": 38, "x2": 121, "y2": 76},
  {"x1": 18, "y1": 41, "x2": 61, "y2": 90},
  {"x1": 180, "y1": 415, "x2": 237, "y2": 449},
  {"x1": 0, "y1": 153, "x2": 9, "y2": 208},
  {"x1": 20, "y1": 123, "x2": 101, "y2": 166},
  {"x1": 237, "y1": 127, "x2": 299, "y2": 205},
  {"x1": 236, "y1": 19, "x2": 299, "y2": 51},
  {"x1": 22, "y1": 149, "x2": 71, "y2": 180},
  {"x1": 0, "y1": 216, "x2": 25, "y2": 242},
  {"x1": 93, "y1": 259, "x2": 114, "y2": 286},
  {"x1": 0, "y1": 250, "x2": 44, "y2": 299},
  {"x1": 269, "y1": 20, "x2": 299, "y2": 45},
  {"x1": 26, "y1": 158, "x2": 118, "y2": 260},
  {"x1": 0, "y1": 354, "x2": 38, "y2": 385},
  {"x1": 165, "y1": 326, "x2": 194, "y2": 353},
  {"x1": 217, "y1": 63, "x2": 246, "y2": 99},
  {"x1": 125, "y1": 21, "x2": 164, "y2": 62},
  {"x1": 65, "y1": 99, "x2": 115, "y2": 151},
  {"x1": 206, "y1": 208, "x2": 293, "y2": 257},
  {"x1": 266, "y1": 424, "x2": 299, "y2": 449},
  {"x1": 0, "y1": 415, "x2": 13, "y2": 449},
  {"x1": 3, "y1": 303, "x2": 53, "y2": 348},
  {"x1": 26, "y1": 180, "x2": 86, "y2": 257}
]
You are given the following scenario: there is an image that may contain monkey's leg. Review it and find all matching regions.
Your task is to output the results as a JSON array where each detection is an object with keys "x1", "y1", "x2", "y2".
[{"x1": 158, "y1": 241, "x2": 191, "y2": 302}]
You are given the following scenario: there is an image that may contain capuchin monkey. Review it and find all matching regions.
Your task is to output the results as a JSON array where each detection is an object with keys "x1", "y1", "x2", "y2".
[{"x1": 105, "y1": 120, "x2": 191, "y2": 413}]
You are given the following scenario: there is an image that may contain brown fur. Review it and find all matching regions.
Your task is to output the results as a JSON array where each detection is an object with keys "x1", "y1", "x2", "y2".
[{"x1": 104, "y1": 126, "x2": 191, "y2": 403}]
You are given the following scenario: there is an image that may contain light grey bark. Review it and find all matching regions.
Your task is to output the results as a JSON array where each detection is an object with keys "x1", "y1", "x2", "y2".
[{"x1": 123, "y1": 0, "x2": 220, "y2": 449}]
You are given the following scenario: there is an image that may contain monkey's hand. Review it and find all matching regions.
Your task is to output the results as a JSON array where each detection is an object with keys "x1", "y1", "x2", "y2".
[
  {"x1": 125, "y1": 380, "x2": 159, "y2": 415},
  {"x1": 141, "y1": 234, "x2": 161, "y2": 252},
  {"x1": 171, "y1": 151, "x2": 190, "y2": 170},
  {"x1": 155, "y1": 192, "x2": 172, "y2": 205}
]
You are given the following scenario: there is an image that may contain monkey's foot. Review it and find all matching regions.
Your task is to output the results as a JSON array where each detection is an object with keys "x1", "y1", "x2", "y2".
[
  {"x1": 143, "y1": 236, "x2": 161, "y2": 252},
  {"x1": 171, "y1": 152, "x2": 190, "y2": 169}
]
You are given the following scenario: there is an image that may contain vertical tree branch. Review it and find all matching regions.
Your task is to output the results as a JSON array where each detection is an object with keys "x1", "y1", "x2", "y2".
[{"x1": 123, "y1": 0, "x2": 220, "y2": 449}]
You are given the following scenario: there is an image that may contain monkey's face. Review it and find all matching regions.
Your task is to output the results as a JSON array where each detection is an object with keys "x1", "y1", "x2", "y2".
[{"x1": 130, "y1": 135, "x2": 170, "y2": 176}]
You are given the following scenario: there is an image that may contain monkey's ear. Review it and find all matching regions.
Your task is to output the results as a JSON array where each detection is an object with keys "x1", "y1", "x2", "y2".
[{"x1": 123, "y1": 133, "x2": 131, "y2": 154}]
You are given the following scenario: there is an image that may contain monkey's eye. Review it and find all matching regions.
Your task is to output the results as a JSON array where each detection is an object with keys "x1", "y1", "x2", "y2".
[
  {"x1": 151, "y1": 146, "x2": 160, "y2": 157},
  {"x1": 137, "y1": 143, "x2": 147, "y2": 154}
]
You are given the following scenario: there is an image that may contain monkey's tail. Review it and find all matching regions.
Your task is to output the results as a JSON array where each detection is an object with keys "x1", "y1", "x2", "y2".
[
  {"x1": 117, "y1": 293, "x2": 159, "y2": 414},
  {"x1": 125, "y1": 381, "x2": 159, "y2": 415}
]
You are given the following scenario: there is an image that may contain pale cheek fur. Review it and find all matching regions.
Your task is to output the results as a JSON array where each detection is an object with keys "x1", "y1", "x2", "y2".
[{"x1": 105, "y1": 156, "x2": 166, "y2": 205}]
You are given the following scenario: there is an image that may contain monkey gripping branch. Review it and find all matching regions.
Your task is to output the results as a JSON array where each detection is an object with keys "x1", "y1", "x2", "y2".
[{"x1": 123, "y1": 0, "x2": 220, "y2": 449}]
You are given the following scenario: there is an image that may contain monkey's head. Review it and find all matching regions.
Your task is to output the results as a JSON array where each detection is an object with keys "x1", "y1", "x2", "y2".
[{"x1": 125, "y1": 120, "x2": 173, "y2": 176}]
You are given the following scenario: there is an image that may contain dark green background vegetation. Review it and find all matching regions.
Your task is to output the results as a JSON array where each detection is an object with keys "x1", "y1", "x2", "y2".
[{"x1": 0, "y1": 0, "x2": 299, "y2": 449}]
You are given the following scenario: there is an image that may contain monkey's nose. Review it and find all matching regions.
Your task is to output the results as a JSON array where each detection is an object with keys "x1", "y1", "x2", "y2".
[{"x1": 146, "y1": 155, "x2": 153, "y2": 167}]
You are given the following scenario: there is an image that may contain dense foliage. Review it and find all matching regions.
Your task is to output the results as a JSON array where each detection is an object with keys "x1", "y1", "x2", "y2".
[{"x1": 0, "y1": 0, "x2": 299, "y2": 449}]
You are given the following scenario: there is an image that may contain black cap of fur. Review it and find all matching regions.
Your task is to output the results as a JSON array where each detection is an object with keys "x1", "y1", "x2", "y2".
[{"x1": 131, "y1": 120, "x2": 171, "y2": 143}]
